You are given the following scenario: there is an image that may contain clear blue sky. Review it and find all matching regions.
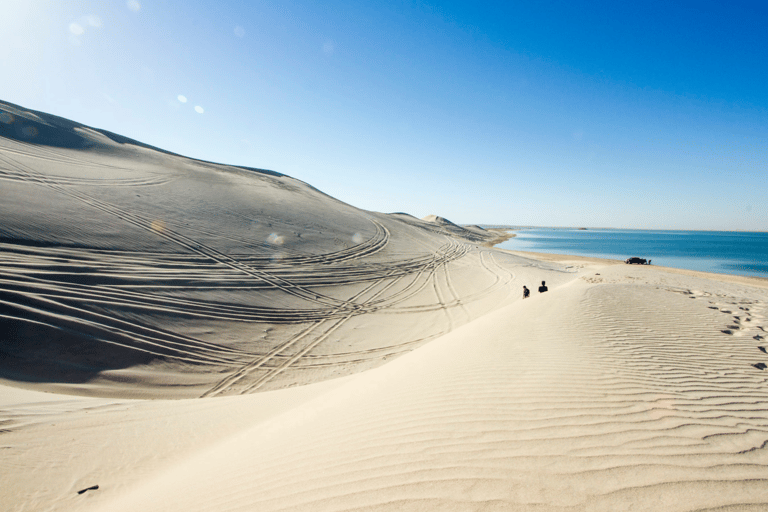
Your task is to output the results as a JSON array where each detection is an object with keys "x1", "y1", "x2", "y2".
[{"x1": 2, "y1": 1, "x2": 766, "y2": 230}]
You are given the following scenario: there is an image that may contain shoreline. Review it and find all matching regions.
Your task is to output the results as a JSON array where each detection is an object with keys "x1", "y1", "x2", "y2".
[
  {"x1": 482, "y1": 225, "x2": 768, "y2": 234},
  {"x1": 493, "y1": 229, "x2": 768, "y2": 283},
  {"x1": 499, "y1": 247, "x2": 768, "y2": 288},
  {"x1": 481, "y1": 228, "x2": 516, "y2": 247}
]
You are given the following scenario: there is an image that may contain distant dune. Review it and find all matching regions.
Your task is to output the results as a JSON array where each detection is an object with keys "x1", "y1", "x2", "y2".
[{"x1": 2, "y1": 101, "x2": 768, "y2": 512}]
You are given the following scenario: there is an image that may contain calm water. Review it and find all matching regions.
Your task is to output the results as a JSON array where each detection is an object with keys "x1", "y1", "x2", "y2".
[{"x1": 497, "y1": 228, "x2": 768, "y2": 279}]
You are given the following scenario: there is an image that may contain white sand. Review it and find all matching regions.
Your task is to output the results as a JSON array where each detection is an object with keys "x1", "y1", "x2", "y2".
[{"x1": 2, "y1": 101, "x2": 768, "y2": 511}]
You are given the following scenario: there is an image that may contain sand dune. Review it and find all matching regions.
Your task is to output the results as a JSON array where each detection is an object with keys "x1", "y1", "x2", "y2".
[
  {"x1": 1, "y1": 99, "x2": 550, "y2": 398},
  {"x1": 2, "y1": 102, "x2": 768, "y2": 511}
]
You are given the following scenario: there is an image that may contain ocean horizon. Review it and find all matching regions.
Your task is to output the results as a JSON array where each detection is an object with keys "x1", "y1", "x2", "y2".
[{"x1": 495, "y1": 227, "x2": 768, "y2": 279}]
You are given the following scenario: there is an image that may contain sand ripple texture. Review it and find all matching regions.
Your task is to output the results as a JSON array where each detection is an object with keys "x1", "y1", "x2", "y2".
[
  {"x1": 0, "y1": 100, "x2": 564, "y2": 398},
  {"x1": 85, "y1": 266, "x2": 768, "y2": 512}
]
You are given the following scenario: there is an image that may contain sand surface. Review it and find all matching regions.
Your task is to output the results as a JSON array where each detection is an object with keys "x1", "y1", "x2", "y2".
[{"x1": 2, "y1": 101, "x2": 768, "y2": 511}]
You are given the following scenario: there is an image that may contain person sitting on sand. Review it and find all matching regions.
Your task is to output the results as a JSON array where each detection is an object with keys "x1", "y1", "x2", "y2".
[
  {"x1": 523, "y1": 286, "x2": 530, "y2": 299},
  {"x1": 538, "y1": 281, "x2": 548, "y2": 293}
]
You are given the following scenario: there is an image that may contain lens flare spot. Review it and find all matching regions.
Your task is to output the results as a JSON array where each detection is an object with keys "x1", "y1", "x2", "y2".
[
  {"x1": 150, "y1": 220, "x2": 166, "y2": 233},
  {"x1": 352, "y1": 233, "x2": 363, "y2": 244},
  {"x1": 267, "y1": 233, "x2": 284, "y2": 245},
  {"x1": 177, "y1": 95, "x2": 187, "y2": 103},
  {"x1": 127, "y1": 0, "x2": 141, "y2": 12},
  {"x1": 21, "y1": 126, "x2": 38, "y2": 138},
  {"x1": 86, "y1": 15, "x2": 102, "y2": 27},
  {"x1": 0, "y1": 112, "x2": 14, "y2": 124},
  {"x1": 234, "y1": 26, "x2": 245, "y2": 38},
  {"x1": 69, "y1": 23, "x2": 84, "y2": 35},
  {"x1": 194, "y1": 106, "x2": 204, "y2": 114}
]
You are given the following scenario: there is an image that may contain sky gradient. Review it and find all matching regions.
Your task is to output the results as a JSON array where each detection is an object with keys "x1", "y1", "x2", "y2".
[{"x1": 2, "y1": 0, "x2": 766, "y2": 230}]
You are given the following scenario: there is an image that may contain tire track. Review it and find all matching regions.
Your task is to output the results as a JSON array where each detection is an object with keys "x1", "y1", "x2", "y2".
[
  {"x1": 235, "y1": 244, "x2": 473, "y2": 393},
  {"x1": 441, "y1": 239, "x2": 470, "y2": 324},
  {"x1": 0, "y1": 166, "x2": 171, "y2": 187},
  {"x1": 202, "y1": 242, "x2": 470, "y2": 396},
  {"x1": 0, "y1": 294, "x2": 242, "y2": 365},
  {"x1": 0, "y1": 240, "x2": 467, "y2": 323},
  {"x1": 200, "y1": 271, "x2": 402, "y2": 397},
  {"x1": 0, "y1": 137, "x2": 159, "y2": 173},
  {"x1": 238, "y1": 269, "x2": 427, "y2": 394},
  {"x1": 432, "y1": 254, "x2": 454, "y2": 332},
  {"x1": 0, "y1": 150, "x2": 387, "y2": 311},
  {"x1": 384, "y1": 248, "x2": 513, "y2": 313}
]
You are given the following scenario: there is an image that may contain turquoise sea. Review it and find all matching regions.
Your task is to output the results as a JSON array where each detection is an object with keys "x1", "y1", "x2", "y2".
[{"x1": 496, "y1": 228, "x2": 768, "y2": 279}]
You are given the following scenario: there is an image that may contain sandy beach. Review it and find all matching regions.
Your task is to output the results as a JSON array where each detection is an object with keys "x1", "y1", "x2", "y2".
[{"x1": 3, "y1": 101, "x2": 768, "y2": 511}]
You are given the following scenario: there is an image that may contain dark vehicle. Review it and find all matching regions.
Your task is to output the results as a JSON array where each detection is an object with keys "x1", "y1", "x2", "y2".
[{"x1": 625, "y1": 257, "x2": 650, "y2": 265}]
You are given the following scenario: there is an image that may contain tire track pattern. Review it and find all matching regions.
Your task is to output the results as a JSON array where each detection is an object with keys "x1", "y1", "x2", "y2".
[{"x1": 0, "y1": 143, "x2": 512, "y2": 394}]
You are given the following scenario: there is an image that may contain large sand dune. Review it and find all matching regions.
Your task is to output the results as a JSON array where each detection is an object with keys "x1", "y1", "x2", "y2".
[
  {"x1": 0, "y1": 100, "x2": 541, "y2": 398},
  {"x1": 2, "y1": 101, "x2": 768, "y2": 511}
]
